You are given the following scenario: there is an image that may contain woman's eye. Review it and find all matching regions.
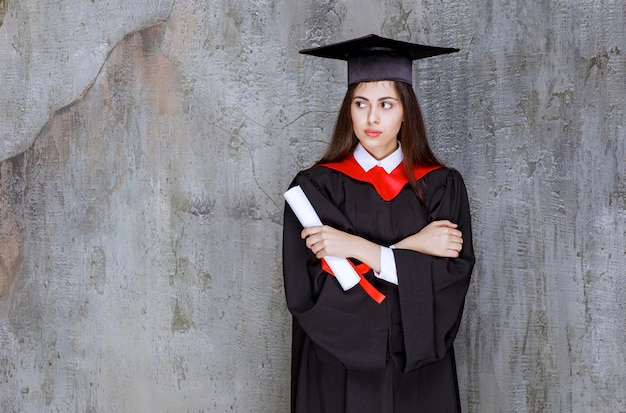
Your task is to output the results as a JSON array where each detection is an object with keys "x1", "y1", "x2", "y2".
[
  {"x1": 381, "y1": 101, "x2": 392, "y2": 109},
  {"x1": 355, "y1": 101, "x2": 367, "y2": 108}
]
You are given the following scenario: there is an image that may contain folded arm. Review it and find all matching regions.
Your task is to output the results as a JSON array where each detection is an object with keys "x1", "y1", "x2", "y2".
[{"x1": 301, "y1": 219, "x2": 463, "y2": 270}]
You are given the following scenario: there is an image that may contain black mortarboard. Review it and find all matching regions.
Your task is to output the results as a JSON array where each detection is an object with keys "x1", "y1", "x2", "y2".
[{"x1": 299, "y1": 34, "x2": 459, "y2": 85}]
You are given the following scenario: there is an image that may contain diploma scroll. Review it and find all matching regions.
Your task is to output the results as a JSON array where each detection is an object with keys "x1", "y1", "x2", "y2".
[{"x1": 284, "y1": 186, "x2": 361, "y2": 291}]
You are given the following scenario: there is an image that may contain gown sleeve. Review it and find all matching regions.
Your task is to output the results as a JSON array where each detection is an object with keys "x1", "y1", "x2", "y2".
[
  {"x1": 282, "y1": 171, "x2": 388, "y2": 370},
  {"x1": 393, "y1": 168, "x2": 475, "y2": 373}
]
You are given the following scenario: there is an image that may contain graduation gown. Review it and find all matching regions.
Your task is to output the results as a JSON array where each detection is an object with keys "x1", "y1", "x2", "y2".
[{"x1": 283, "y1": 163, "x2": 475, "y2": 413}]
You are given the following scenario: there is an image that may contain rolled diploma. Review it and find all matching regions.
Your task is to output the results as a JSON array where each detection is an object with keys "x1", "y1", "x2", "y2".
[{"x1": 284, "y1": 186, "x2": 360, "y2": 291}]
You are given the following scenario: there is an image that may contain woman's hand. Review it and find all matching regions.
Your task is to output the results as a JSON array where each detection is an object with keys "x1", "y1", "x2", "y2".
[
  {"x1": 301, "y1": 225, "x2": 382, "y2": 273},
  {"x1": 394, "y1": 220, "x2": 463, "y2": 258}
]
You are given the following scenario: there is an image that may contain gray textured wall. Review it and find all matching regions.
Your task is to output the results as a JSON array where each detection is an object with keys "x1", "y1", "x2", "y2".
[{"x1": 0, "y1": 0, "x2": 624, "y2": 412}]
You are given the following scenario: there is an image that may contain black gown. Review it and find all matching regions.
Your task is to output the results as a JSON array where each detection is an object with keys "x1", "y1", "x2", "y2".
[{"x1": 283, "y1": 163, "x2": 475, "y2": 413}]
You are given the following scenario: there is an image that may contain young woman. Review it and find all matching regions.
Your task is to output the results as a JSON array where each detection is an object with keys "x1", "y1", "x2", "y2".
[{"x1": 283, "y1": 35, "x2": 475, "y2": 413}]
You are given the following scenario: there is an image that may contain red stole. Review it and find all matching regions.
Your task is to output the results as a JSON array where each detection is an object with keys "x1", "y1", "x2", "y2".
[{"x1": 319, "y1": 156, "x2": 441, "y2": 201}]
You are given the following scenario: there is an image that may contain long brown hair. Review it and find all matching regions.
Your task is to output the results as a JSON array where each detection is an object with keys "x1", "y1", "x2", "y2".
[{"x1": 316, "y1": 81, "x2": 442, "y2": 205}]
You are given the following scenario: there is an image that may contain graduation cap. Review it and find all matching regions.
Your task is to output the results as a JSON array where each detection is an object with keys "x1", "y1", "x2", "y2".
[{"x1": 299, "y1": 34, "x2": 459, "y2": 85}]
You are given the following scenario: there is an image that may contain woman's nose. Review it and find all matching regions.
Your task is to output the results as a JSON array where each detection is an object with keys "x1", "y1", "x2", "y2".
[{"x1": 368, "y1": 108, "x2": 380, "y2": 124}]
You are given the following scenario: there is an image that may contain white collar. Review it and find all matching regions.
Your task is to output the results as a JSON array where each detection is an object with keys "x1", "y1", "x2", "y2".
[{"x1": 353, "y1": 142, "x2": 403, "y2": 174}]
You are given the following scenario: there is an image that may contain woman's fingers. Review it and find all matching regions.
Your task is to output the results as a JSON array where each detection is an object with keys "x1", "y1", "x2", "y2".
[
  {"x1": 422, "y1": 220, "x2": 465, "y2": 257},
  {"x1": 300, "y1": 225, "x2": 359, "y2": 258},
  {"x1": 301, "y1": 225, "x2": 322, "y2": 239},
  {"x1": 391, "y1": 220, "x2": 464, "y2": 258},
  {"x1": 301, "y1": 226, "x2": 334, "y2": 257},
  {"x1": 435, "y1": 220, "x2": 458, "y2": 229}
]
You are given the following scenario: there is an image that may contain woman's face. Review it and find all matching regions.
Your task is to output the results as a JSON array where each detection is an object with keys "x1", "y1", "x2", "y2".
[{"x1": 350, "y1": 81, "x2": 404, "y2": 160}]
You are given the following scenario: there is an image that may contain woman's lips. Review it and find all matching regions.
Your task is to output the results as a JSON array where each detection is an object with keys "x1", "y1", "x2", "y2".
[{"x1": 364, "y1": 129, "x2": 382, "y2": 137}]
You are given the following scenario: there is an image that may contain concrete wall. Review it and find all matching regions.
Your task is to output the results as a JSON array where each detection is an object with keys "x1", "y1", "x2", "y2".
[{"x1": 0, "y1": 0, "x2": 624, "y2": 412}]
